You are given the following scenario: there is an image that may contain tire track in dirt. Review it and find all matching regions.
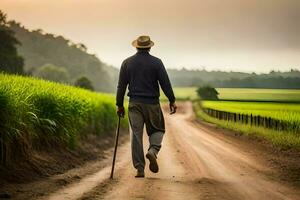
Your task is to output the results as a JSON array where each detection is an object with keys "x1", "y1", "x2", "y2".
[{"x1": 43, "y1": 143, "x2": 130, "y2": 200}]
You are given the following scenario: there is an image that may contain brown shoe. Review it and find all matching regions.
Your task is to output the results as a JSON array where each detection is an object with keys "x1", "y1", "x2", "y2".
[
  {"x1": 135, "y1": 170, "x2": 145, "y2": 178},
  {"x1": 146, "y1": 151, "x2": 159, "y2": 173}
]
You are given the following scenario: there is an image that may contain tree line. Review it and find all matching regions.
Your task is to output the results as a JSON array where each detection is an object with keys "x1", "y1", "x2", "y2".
[
  {"x1": 168, "y1": 68, "x2": 300, "y2": 89},
  {"x1": 213, "y1": 76, "x2": 300, "y2": 89}
]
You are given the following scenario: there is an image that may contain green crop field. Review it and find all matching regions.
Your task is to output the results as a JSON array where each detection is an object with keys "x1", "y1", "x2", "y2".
[
  {"x1": 201, "y1": 101, "x2": 300, "y2": 127},
  {"x1": 192, "y1": 89, "x2": 300, "y2": 148},
  {"x1": 195, "y1": 105, "x2": 300, "y2": 148},
  {"x1": 194, "y1": 101, "x2": 300, "y2": 148},
  {"x1": 217, "y1": 88, "x2": 300, "y2": 102},
  {"x1": 166, "y1": 87, "x2": 300, "y2": 102},
  {"x1": 0, "y1": 74, "x2": 126, "y2": 164}
]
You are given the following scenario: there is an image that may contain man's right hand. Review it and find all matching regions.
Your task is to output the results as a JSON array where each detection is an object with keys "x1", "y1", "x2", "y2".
[
  {"x1": 169, "y1": 102, "x2": 177, "y2": 114},
  {"x1": 117, "y1": 106, "x2": 125, "y2": 118}
]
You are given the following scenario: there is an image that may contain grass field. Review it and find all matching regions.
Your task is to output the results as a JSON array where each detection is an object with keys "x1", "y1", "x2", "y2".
[
  {"x1": 194, "y1": 103, "x2": 300, "y2": 149},
  {"x1": 190, "y1": 88, "x2": 300, "y2": 148},
  {"x1": 173, "y1": 87, "x2": 199, "y2": 100},
  {"x1": 167, "y1": 87, "x2": 300, "y2": 102},
  {"x1": 201, "y1": 101, "x2": 300, "y2": 128},
  {"x1": 217, "y1": 88, "x2": 300, "y2": 102},
  {"x1": 0, "y1": 74, "x2": 127, "y2": 163}
]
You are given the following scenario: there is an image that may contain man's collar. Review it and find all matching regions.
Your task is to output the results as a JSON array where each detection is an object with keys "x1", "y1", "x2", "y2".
[{"x1": 136, "y1": 50, "x2": 150, "y2": 54}]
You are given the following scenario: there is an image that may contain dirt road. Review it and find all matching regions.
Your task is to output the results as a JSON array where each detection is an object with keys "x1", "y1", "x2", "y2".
[{"x1": 44, "y1": 102, "x2": 300, "y2": 200}]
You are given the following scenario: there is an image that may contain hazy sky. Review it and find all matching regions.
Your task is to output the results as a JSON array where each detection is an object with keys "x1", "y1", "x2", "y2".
[{"x1": 2, "y1": 0, "x2": 300, "y2": 72}]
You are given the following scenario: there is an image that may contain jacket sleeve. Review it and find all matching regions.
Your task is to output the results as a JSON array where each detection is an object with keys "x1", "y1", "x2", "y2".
[
  {"x1": 157, "y1": 60, "x2": 176, "y2": 103},
  {"x1": 116, "y1": 61, "x2": 128, "y2": 107}
]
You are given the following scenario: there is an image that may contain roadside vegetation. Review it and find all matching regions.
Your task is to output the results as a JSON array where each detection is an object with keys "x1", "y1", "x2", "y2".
[
  {"x1": 0, "y1": 73, "x2": 127, "y2": 165},
  {"x1": 192, "y1": 87, "x2": 300, "y2": 149},
  {"x1": 194, "y1": 103, "x2": 300, "y2": 149}
]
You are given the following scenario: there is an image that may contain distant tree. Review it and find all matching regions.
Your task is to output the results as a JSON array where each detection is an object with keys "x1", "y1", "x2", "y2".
[
  {"x1": 0, "y1": 11, "x2": 6, "y2": 25},
  {"x1": 74, "y1": 76, "x2": 94, "y2": 91},
  {"x1": 197, "y1": 86, "x2": 219, "y2": 100},
  {"x1": 0, "y1": 10, "x2": 24, "y2": 74},
  {"x1": 34, "y1": 64, "x2": 70, "y2": 83},
  {"x1": 77, "y1": 43, "x2": 87, "y2": 52}
]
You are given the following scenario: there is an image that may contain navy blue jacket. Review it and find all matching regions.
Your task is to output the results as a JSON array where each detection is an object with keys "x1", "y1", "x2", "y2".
[{"x1": 116, "y1": 50, "x2": 175, "y2": 107}]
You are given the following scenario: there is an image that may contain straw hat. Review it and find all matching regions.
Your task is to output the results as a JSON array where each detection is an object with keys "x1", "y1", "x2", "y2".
[{"x1": 132, "y1": 35, "x2": 154, "y2": 48}]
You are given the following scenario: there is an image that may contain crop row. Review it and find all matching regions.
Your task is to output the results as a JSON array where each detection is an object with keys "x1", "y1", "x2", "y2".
[{"x1": 0, "y1": 74, "x2": 125, "y2": 165}]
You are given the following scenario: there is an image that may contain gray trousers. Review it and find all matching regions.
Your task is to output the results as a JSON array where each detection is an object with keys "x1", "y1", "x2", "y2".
[{"x1": 128, "y1": 102, "x2": 165, "y2": 171}]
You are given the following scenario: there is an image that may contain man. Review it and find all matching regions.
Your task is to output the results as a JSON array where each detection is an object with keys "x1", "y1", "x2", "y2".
[{"x1": 116, "y1": 35, "x2": 177, "y2": 178}]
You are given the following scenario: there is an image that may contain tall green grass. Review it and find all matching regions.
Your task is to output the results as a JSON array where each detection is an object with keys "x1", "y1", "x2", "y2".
[{"x1": 0, "y1": 73, "x2": 127, "y2": 163}]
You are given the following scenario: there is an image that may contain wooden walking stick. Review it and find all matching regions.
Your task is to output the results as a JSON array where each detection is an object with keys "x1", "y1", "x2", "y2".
[{"x1": 110, "y1": 116, "x2": 121, "y2": 179}]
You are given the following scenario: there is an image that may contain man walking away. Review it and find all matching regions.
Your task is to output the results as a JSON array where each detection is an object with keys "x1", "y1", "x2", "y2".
[{"x1": 116, "y1": 35, "x2": 177, "y2": 178}]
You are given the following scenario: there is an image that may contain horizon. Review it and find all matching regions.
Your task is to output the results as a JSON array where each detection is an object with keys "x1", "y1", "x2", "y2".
[{"x1": 2, "y1": 0, "x2": 300, "y2": 73}]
